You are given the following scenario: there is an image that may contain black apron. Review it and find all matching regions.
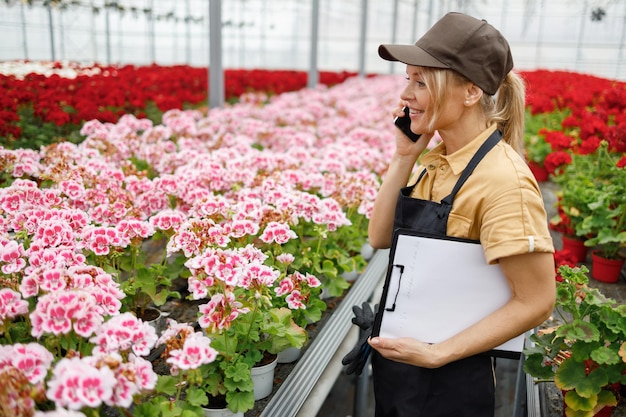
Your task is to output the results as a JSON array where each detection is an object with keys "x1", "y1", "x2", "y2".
[{"x1": 372, "y1": 130, "x2": 502, "y2": 417}]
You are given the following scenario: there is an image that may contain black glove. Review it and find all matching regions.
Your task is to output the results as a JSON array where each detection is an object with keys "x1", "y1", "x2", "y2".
[{"x1": 342, "y1": 302, "x2": 376, "y2": 375}]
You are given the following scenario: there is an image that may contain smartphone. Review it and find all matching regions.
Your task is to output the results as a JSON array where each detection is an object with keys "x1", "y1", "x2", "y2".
[{"x1": 394, "y1": 107, "x2": 421, "y2": 142}]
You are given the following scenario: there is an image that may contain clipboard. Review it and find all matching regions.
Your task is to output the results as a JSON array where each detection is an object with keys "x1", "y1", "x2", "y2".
[{"x1": 371, "y1": 228, "x2": 524, "y2": 359}]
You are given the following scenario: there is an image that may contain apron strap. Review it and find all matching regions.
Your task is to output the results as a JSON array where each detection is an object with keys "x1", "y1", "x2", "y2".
[{"x1": 440, "y1": 129, "x2": 502, "y2": 207}]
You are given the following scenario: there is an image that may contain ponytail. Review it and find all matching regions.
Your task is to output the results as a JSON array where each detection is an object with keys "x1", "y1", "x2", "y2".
[{"x1": 484, "y1": 71, "x2": 526, "y2": 155}]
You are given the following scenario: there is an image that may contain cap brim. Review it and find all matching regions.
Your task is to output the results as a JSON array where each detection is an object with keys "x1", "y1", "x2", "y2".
[{"x1": 378, "y1": 44, "x2": 449, "y2": 69}]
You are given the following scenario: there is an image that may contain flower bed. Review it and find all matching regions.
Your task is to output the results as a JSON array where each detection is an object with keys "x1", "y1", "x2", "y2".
[
  {"x1": 0, "y1": 61, "x2": 358, "y2": 149},
  {"x1": 0, "y1": 70, "x2": 404, "y2": 416},
  {"x1": 1, "y1": 63, "x2": 625, "y2": 416}
]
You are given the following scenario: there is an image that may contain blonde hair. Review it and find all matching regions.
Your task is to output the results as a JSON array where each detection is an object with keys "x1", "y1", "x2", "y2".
[{"x1": 419, "y1": 68, "x2": 526, "y2": 155}]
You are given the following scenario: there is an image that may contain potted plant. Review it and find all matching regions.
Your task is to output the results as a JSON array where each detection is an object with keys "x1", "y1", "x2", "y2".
[
  {"x1": 549, "y1": 141, "x2": 625, "y2": 265},
  {"x1": 566, "y1": 142, "x2": 626, "y2": 281},
  {"x1": 85, "y1": 222, "x2": 184, "y2": 324},
  {"x1": 523, "y1": 265, "x2": 626, "y2": 416},
  {"x1": 134, "y1": 320, "x2": 229, "y2": 417},
  {"x1": 185, "y1": 245, "x2": 308, "y2": 412}
]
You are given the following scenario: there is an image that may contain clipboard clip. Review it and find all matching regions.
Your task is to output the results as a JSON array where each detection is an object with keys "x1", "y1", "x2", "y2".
[{"x1": 385, "y1": 264, "x2": 404, "y2": 312}]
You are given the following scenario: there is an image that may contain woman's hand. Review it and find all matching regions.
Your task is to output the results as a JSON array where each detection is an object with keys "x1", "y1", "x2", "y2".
[
  {"x1": 368, "y1": 336, "x2": 445, "y2": 369},
  {"x1": 392, "y1": 101, "x2": 433, "y2": 157}
]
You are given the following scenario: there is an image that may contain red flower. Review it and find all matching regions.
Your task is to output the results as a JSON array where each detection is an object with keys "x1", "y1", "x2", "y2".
[
  {"x1": 578, "y1": 135, "x2": 601, "y2": 155},
  {"x1": 617, "y1": 155, "x2": 626, "y2": 168},
  {"x1": 544, "y1": 151, "x2": 572, "y2": 174},
  {"x1": 544, "y1": 131, "x2": 575, "y2": 151},
  {"x1": 554, "y1": 249, "x2": 578, "y2": 281}
]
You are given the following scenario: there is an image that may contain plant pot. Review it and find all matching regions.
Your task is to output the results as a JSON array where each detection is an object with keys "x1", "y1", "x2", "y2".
[
  {"x1": 561, "y1": 235, "x2": 588, "y2": 263},
  {"x1": 277, "y1": 346, "x2": 302, "y2": 363},
  {"x1": 528, "y1": 160, "x2": 549, "y2": 182},
  {"x1": 251, "y1": 355, "x2": 278, "y2": 400},
  {"x1": 137, "y1": 307, "x2": 167, "y2": 335},
  {"x1": 591, "y1": 252, "x2": 625, "y2": 283},
  {"x1": 360, "y1": 241, "x2": 375, "y2": 260},
  {"x1": 341, "y1": 269, "x2": 359, "y2": 282},
  {"x1": 202, "y1": 407, "x2": 244, "y2": 417}
]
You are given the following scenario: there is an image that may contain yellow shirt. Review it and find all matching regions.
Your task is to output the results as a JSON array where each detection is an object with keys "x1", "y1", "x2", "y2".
[{"x1": 411, "y1": 125, "x2": 554, "y2": 264}]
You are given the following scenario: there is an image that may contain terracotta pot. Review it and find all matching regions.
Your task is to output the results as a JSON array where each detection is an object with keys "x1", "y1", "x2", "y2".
[
  {"x1": 591, "y1": 251, "x2": 625, "y2": 283},
  {"x1": 528, "y1": 160, "x2": 549, "y2": 182},
  {"x1": 561, "y1": 235, "x2": 588, "y2": 263}
]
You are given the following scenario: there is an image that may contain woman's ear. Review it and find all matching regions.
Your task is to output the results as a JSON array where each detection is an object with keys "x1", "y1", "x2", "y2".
[{"x1": 465, "y1": 84, "x2": 483, "y2": 106}]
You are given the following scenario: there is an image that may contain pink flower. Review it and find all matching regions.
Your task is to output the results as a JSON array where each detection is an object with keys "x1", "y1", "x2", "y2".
[
  {"x1": 275, "y1": 278, "x2": 295, "y2": 296},
  {"x1": 81, "y1": 226, "x2": 126, "y2": 255},
  {"x1": 46, "y1": 357, "x2": 116, "y2": 410},
  {"x1": 286, "y1": 290, "x2": 306, "y2": 309},
  {"x1": 90, "y1": 312, "x2": 157, "y2": 357},
  {"x1": 116, "y1": 219, "x2": 155, "y2": 241},
  {"x1": 30, "y1": 290, "x2": 103, "y2": 338},
  {"x1": 241, "y1": 261, "x2": 280, "y2": 288},
  {"x1": 104, "y1": 354, "x2": 157, "y2": 407},
  {"x1": 0, "y1": 239, "x2": 26, "y2": 273},
  {"x1": 276, "y1": 253, "x2": 295, "y2": 265},
  {"x1": 198, "y1": 292, "x2": 250, "y2": 331},
  {"x1": 0, "y1": 288, "x2": 29, "y2": 320},
  {"x1": 10, "y1": 343, "x2": 55, "y2": 384},
  {"x1": 166, "y1": 332, "x2": 218, "y2": 372},
  {"x1": 229, "y1": 219, "x2": 260, "y2": 238},
  {"x1": 34, "y1": 219, "x2": 74, "y2": 248},
  {"x1": 58, "y1": 180, "x2": 85, "y2": 200},
  {"x1": 259, "y1": 221, "x2": 297, "y2": 245},
  {"x1": 150, "y1": 209, "x2": 185, "y2": 231}
]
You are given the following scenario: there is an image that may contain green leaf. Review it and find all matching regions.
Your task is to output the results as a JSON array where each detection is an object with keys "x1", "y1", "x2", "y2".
[
  {"x1": 316, "y1": 259, "x2": 338, "y2": 277},
  {"x1": 224, "y1": 362, "x2": 253, "y2": 386},
  {"x1": 555, "y1": 359, "x2": 587, "y2": 391},
  {"x1": 590, "y1": 346, "x2": 621, "y2": 365},
  {"x1": 323, "y1": 274, "x2": 351, "y2": 297},
  {"x1": 185, "y1": 386, "x2": 209, "y2": 407},
  {"x1": 556, "y1": 320, "x2": 600, "y2": 343},
  {"x1": 155, "y1": 375, "x2": 179, "y2": 396},
  {"x1": 596, "y1": 389, "x2": 618, "y2": 408},
  {"x1": 225, "y1": 389, "x2": 255, "y2": 413},
  {"x1": 555, "y1": 358, "x2": 608, "y2": 398},
  {"x1": 563, "y1": 389, "x2": 596, "y2": 412},
  {"x1": 132, "y1": 401, "x2": 162, "y2": 417},
  {"x1": 523, "y1": 353, "x2": 556, "y2": 379}
]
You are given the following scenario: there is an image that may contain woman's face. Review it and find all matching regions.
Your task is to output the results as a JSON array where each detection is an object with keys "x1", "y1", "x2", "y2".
[{"x1": 400, "y1": 65, "x2": 468, "y2": 134}]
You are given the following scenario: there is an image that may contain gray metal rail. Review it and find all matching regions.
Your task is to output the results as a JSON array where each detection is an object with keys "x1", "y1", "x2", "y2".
[{"x1": 259, "y1": 249, "x2": 389, "y2": 417}]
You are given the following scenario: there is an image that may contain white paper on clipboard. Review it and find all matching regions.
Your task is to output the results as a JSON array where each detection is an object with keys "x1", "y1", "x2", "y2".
[{"x1": 377, "y1": 230, "x2": 524, "y2": 357}]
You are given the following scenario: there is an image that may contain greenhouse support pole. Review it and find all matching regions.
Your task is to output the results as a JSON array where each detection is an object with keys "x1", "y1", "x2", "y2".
[
  {"x1": 576, "y1": 1, "x2": 589, "y2": 71},
  {"x1": 618, "y1": 1, "x2": 626, "y2": 78},
  {"x1": 90, "y1": 0, "x2": 98, "y2": 62},
  {"x1": 186, "y1": 0, "x2": 191, "y2": 63},
  {"x1": 410, "y1": 0, "x2": 419, "y2": 43},
  {"x1": 308, "y1": 0, "x2": 320, "y2": 89},
  {"x1": 47, "y1": 2, "x2": 56, "y2": 61},
  {"x1": 534, "y1": 0, "x2": 545, "y2": 67},
  {"x1": 209, "y1": 0, "x2": 224, "y2": 108},
  {"x1": 389, "y1": 0, "x2": 399, "y2": 73},
  {"x1": 105, "y1": 4, "x2": 112, "y2": 64},
  {"x1": 150, "y1": 0, "x2": 156, "y2": 63},
  {"x1": 20, "y1": 1, "x2": 28, "y2": 59},
  {"x1": 358, "y1": 0, "x2": 368, "y2": 77},
  {"x1": 59, "y1": 8, "x2": 65, "y2": 60}
]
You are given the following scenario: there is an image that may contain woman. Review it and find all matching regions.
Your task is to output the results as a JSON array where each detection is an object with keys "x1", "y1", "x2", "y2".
[{"x1": 366, "y1": 12, "x2": 556, "y2": 416}]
